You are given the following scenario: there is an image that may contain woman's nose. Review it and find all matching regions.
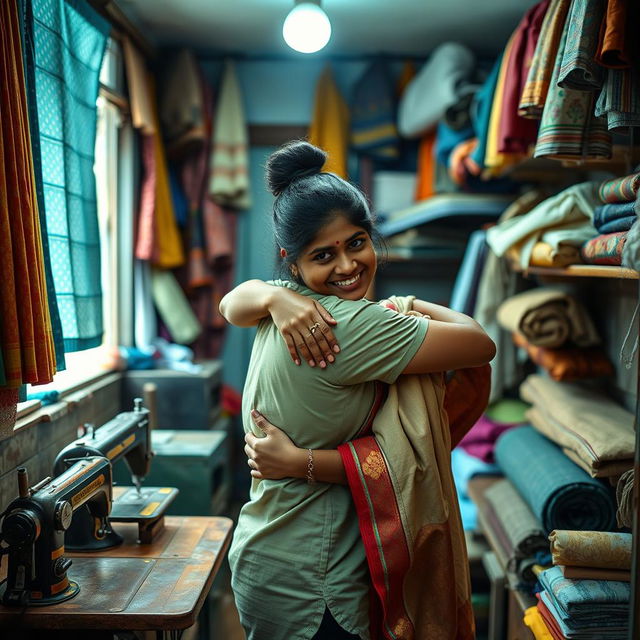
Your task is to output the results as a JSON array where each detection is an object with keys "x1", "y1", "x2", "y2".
[{"x1": 335, "y1": 253, "x2": 356, "y2": 274}]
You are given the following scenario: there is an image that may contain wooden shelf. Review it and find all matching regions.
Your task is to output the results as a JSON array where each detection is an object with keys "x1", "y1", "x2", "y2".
[{"x1": 510, "y1": 262, "x2": 639, "y2": 280}]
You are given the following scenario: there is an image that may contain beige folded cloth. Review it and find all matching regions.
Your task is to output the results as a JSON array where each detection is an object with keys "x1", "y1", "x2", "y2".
[
  {"x1": 549, "y1": 530, "x2": 632, "y2": 569},
  {"x1": 560, "y1": 565, "x2": 631, "y2": 582},
  {"x1": 498, "y1": 288, "x2": 599, "y2": 348},
  {"x1": 521, "y1": 375, "x2": 635, "y2": 478}
]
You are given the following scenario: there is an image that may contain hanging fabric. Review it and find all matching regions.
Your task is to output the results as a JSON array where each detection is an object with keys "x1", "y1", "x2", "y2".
[
  {"x1": 308, "y1": 65, "x2": 350, "y2": 178},
  {"x1": 29, "y1": 0, "x2": 110, "y2": 352},
  {"x1": 209, "y1": 59, "x2": 251, "y2": 209},
  {"x1": 0, "y1": 0, "x2": 56, "y2": 392},
  {"x1": 595, "y1": 0, "x2": 630, "y2": 68}
]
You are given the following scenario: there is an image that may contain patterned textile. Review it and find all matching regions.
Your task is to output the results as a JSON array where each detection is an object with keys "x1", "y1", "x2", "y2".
[
  {"x1": 513, "y1": 333, "x2": 613, "y2": 382},
  {"x1": 494, "y1": 426, "x2": 616, "y2": 533},
  {"x1": 598, "y1": 172, "x2": 640, "y2": 203},
  {"x1": 534, "y1": 16, "x2": 611, "y2": 160},
  {"x1": 524, "y1": 606, "x2": 554, "y2": 640},
  {"x1": 557, "y1": 0, "x2": 605, "y2": 91},
  {"x1": 497, "y1": 288, "x2": 600, "y2": 348},
  {"x1": 351, "y1": 61, "x2": 400, "y2": 159},
  {"x1": 497, "y1": 0, "x2": 548, "y2": 154},
  {"x1": 519, "y1": 0, "x2": 571, "y2": 118},
  {"x1": 485, "y1": 479, "x2": 548, "y2": 560},
  {"x1": 549, "y1": 530, "x2": 632, "y2": 569},
  {"x1": 0, "y1": 0, "x2": 57, "y2": 387},
  {"x1": 520, "y1": 374, "x2": 635, "y2": 478},
  {"x1": 595, "y1": 0, "x2": 630, "y2": 68},
  {"x1": 580, "y1": 231, "x2": 626, "y2": 265},
  {"x1": 0, "y1": 387, "x2": 20, "y2": 439},
  {"x1": 308, "y1": 65, "x2": 349, "y2": 179},
  {"x1": 209, "y1": 59, "x2": 251, "y2": 208},
  {"x1": 30, "y1": 0, "x2": 109, "y2": 352},
  {"x1": 337, "y1": 296, "x2": 484, "y2": 640},
  {"x1": 18, "y1": 0, "x2": 65, "y2": 371},
  {"x1": 595, "y1": 67, "x2": 640, "y2": 130},
  {"x1": 615, "y1": 469, "x2": 634, "y2": 528}
]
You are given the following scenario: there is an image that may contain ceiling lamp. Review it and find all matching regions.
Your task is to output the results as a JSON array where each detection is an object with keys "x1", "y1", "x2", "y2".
[{"x1": 283, "y1": 1, "x2": 332, "y2": 54}]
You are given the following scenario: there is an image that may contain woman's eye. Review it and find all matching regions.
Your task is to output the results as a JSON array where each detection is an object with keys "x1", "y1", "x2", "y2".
[
  {"x1": 350, "y1": 238, "x2": 365, "y2": 249},
  {"x1": 314, "y1": 251, "x2": 332, "y2": 262}
]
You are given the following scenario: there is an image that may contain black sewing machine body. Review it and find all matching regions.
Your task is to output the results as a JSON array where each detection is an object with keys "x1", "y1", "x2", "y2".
[
  {"x1": 1, "y1": 457, "x2": 112, "y2": 607},
  {"x1": 53, "y1": 401, "x2": 152, "y2": 551}
]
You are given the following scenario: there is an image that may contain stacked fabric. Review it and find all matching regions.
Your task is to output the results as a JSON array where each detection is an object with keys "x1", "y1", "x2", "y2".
[
  {"x1": 549, "y1": 530, "x2": 632, "y2": 582},
  {"x1": 520, "y1": 374, "x2": 635, "y2": 479},
  {"x1": 494, "y1": 426, "x2": 616, "y2": 533},
  {"x1": 537, "y1": 566, "x2": 630, "y2": 639},
  {"x1": 483, "y1": 479, "x2": 550, "y2": 591},
  {"x1": 581, "y1": 172, "x2": 640, "y2": 265},
  {"x1": 496, "y1": 288, "x2": 613, "y2": 382}
]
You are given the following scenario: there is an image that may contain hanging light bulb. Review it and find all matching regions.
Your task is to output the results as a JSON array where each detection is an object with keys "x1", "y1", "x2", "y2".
[{"x1": 283, "y1": 1, "x2": 332, "y2": 54}]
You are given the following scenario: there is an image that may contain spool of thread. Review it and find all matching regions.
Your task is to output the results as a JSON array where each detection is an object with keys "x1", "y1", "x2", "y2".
[
  {"x1": 17, "y1": 467, "x2": 29, "y2": 498},
  {"x1": 143, "y1": 382, "x2": 158, "y2": 431}
]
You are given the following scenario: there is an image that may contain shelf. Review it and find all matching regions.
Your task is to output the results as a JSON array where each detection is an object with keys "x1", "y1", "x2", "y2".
[{"x1": 510, "y1": 262, "x2": 639, "y2": 280}]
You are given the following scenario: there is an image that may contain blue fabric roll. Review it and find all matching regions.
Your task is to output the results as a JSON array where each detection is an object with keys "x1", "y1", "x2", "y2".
[
  {"x1": 593, "y1": 201, "x2": 637, "y2": 232},
  {"x1": 596, "y1": 215, "x2": 636, "y2": 234},
  {"x1": 494, "y1": 426, "x2": 616, "y2": 533}
]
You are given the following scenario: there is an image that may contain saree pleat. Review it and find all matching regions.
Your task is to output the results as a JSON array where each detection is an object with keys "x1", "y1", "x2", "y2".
[{"x1": 0, "y1": 1, "x2": 56, "y2": 388}]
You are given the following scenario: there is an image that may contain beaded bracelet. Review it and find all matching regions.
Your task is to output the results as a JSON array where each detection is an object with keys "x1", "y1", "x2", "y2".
[{"x1": 306, "y1": 448, "x2": 316, "y2": 484}]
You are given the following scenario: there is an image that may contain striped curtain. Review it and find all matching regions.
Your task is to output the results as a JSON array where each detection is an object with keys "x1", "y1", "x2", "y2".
[{"x1": 30, "y1": 0, "x2": 110, "y2": 352}]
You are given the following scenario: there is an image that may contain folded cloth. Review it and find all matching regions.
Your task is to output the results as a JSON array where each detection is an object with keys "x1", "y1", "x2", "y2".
[
  {"x1": 560, "y1": 566, "x2": 630, "y2": 582},
  {"x1": 494, "y1": 426, "x2": 616, "y2": 533},
  {"x1": 593, "y1": 200, "x2": 637, "y2": 231},
  {"x1": 497, "y1": 288, "x2": 600, "y2": 348},
  {"x1": 485, "y1": 479, "x2": 548, "y2": 559},
  {"x1": 549, "y1": 530, "x2": 632, "y2": 569},
  {"x1": 598, "y1": 172, "x2": 640, "y2": 203},
  {"x1": 557, "y1": 0, "x2": 605, "y2": 91},
  {"x1": 581, "y1": 231, "x2": 626, "y2": 265},
  {"x1": 512, "y1": 333, "x2": 613, "y2": 382},
  {"x1": 398, "y1": 42, "x2": 475, "y2": 138},
  {"x1": 528, "y1": 241, "x2": 582, "y2": 267},
  {"x1": 596, "y1": 215, "x2": 636, "y2": 234},
  {"x1": 520, "y1": 375, "x2": 635, "y2": 478},
  {"x1": 458, "y1": 414, "x2": 520, "y2": 464},
  {"x1": 615, "y1": 469, "x2": 634, "y2": 528},
  {"x1": 524, "y1": 605, "x2": 555, "y2": 640},
  {"x1": 486, "y1": 182, "x2": 600, "y2": 269},
  {"x1": 621, "y1": 215, "x2": 640, "y2": 270}
]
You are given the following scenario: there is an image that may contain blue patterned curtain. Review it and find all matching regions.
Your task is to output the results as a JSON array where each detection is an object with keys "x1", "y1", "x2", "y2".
[{"x1": 31, "y1": 0, "x2": 110, "y2": 352}]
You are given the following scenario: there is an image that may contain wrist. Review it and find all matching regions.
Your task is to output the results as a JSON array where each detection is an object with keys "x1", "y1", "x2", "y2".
[{"x1": 287, "y1": 447, "x2": 308, "y2": 479}]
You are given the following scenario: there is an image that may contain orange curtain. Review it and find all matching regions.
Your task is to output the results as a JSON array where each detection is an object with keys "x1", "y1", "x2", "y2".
[{"x1": 0, "y1": 2, "x2": 56, "y2": 388}]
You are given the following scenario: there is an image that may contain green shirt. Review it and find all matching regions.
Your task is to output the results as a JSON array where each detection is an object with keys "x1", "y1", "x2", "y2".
[{"x1": 229, "y1": 281, "x2": 428, "y2": 640}]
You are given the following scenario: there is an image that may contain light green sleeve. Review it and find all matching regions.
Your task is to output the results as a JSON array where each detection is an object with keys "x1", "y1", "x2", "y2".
[{"x1": 325, "y1": 300, "x2": 429, "y2": 386}]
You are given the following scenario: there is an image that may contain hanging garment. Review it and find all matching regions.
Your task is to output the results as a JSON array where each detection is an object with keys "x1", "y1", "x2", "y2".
[
  {"x1": 209, "y1": 59, "x2": 251, "y2": 209},
  {"x1": 598, "y1": 172, "x2": 640, "y2": 203},
  {"x1": 557, "y1": 0, "x2": 605, "y2": 91},
  {"x1": 595, "y1": 0, "x2": 630, "y2": 68},
  {"x1": 519, "y1": 0, "x2": 571, "y2": 118},
  {"x1": 122, "y1": 36, "x2": 155, "y2": 134},
  {"x1": 308, "y1": 65, "x2": 349, "y2": 178},
  {"x1": 494, "y1": 426, "x2": 617, "y2": 532},
  {"x1": 581, "y1": 231, "x2": 627, "y2": 265},
  {"x1": 337, "y1": 296, "x2": 487, "y2": 640},
  {"x1": 549, "y1": 530, "x2": 632, "y2": 570},
  {"x1": 595, "y1": 66, "x2": 640, "y2": 130},
  {"x1": 350, "y1": 61, "x2": 400, "y2": 160},
  {"x1": 398, "y1": 42, "x2": 475, "y2": 138},
  {"x1": 0, "y1": 0, "x2": 57, "y2": 388},
  {"x1": 497, "y1": 0, "x2": 548, "y2": 155},
  {"x1": 534, "y1": 16, "x2": 611, "y2": 160},
  {"x1": 133, "y1": 259, "x2": 157, "y2": 350}
]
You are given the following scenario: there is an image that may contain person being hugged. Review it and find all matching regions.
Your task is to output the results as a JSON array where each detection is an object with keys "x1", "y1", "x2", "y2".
[{"x1": 220, "y1": 141, "x2": 495, "y2": 640}]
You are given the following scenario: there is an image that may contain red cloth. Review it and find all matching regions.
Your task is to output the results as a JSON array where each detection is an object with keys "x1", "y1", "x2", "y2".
[
  {"x1": 536, "y1": 595, "x2": 566, "y2": 640},
  {"x1": 497, "y1": 0, "x2": 549, "y2": 154}
]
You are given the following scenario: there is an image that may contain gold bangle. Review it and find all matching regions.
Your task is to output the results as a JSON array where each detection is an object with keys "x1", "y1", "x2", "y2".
[{"x1": 306, "y1": 448, "x2": 316, "y2": 484}]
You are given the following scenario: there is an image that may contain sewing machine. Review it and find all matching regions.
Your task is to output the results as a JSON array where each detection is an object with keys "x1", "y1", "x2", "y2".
[
  {"x1": 0, "y1": 458, "x2": 112, "y2": 606},
  {"x1": 53, "y1": 393, "x2": 177, "y2": 551}
]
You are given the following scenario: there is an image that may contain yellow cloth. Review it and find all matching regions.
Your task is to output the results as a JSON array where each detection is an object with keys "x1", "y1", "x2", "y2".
[
  {"x1": 308, "y1": 66, "x2": 349, "y2": 178},
  {"x1": 524, "y1": 606, "x2": 554, "y2": 640},
  {"x1": 0, "y1": 1, "x2": 56, "y2": 388},
  {"x1": 484, "y1": 33, "x2": 526, "y2": 177},
  {"x1": 147, "y1": 73, "x2": 184, "y2": 269}
]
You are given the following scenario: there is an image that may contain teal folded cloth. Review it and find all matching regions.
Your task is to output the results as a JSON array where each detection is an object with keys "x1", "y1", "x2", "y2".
[
  {"x1": 494, "y1": 426, "x2": 616, "y2": 533},
  {"x1": 26, "y1": 390, "x2": 60, "y2": 405}
]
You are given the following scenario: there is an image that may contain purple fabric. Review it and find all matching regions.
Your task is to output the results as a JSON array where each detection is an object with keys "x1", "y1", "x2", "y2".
[{"x1": 459, "y1": 414, "x2": 521, "y2": 463}]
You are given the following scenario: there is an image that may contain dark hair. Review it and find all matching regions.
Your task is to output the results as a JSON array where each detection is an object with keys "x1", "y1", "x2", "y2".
[{"x1": 266, "y1": 141, "x2": 382, "y2": 276}]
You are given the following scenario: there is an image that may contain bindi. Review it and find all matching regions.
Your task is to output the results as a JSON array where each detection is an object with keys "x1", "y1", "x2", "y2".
[{"x1": 335, "y1": 241, "x2": 340, "y2": 245}]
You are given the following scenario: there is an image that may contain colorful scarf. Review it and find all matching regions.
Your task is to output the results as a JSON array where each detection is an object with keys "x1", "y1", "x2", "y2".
[
  {"x1": 598, "y1": 172, "x2": 640, "y2": 203},
  {"x1": 581, "y1": 231, "x2": 626, "y2": 264}
]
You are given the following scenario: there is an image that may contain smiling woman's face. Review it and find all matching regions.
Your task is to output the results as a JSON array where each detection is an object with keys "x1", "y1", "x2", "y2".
[{"x1": 294, "y1": 214, "x2": 377, "y2": 300}]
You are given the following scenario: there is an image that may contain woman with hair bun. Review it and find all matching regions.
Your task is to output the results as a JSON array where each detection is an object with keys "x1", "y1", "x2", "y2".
[{"x1": 220, "y1": 140, "x2": 494, "y2": 640}]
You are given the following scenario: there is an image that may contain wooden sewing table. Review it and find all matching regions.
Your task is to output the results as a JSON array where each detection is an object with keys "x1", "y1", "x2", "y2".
[{"x1": 0, "y1": 515, "x2": 233, "y2": 638}]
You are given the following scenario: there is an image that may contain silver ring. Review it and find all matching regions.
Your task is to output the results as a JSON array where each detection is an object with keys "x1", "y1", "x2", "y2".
[{"x1": 309, "y1": 322, "x2": 321, "y2": 335}]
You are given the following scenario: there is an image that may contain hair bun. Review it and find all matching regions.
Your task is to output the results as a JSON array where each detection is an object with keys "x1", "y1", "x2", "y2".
[{"x1": 266, "y1": 141, "x2": 327, "y2": 196}]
